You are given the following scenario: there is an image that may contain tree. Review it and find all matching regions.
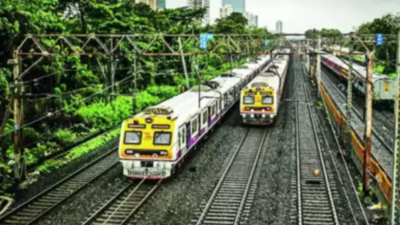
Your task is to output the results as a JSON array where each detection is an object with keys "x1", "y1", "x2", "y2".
[
  {"x1": 215, "y1": 12, "x2": 248, "y2": 34},
  {"x1": 357, "y1": 13, "x2": 399, "y2": 74}
]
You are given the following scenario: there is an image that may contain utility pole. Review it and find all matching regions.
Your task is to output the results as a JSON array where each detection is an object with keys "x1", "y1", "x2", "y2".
[
  {"x1": 316, "y1": 36, "x2": 321, "y2": 97},
  {"x1": 390, "y1": 16, "x2": 400, "y2": 225},
  {"x1": 132, "y1": 54, "x2": 137, "y2": 114},
  {"x1": 110, "y1": 39, "x2": 116, "y2": 102},
  {"x1": 12, "y1": 50, "x2": 25, "y2": 182},
  {"x1": 346, "y1": 38, "x2": 354, "y2": 150},
  {"x1": 178, "y1": 37, "x2": 190, "y2": 89},
  {"x1": 363, "y1": 49, "x2": 374, "y2": 194}
]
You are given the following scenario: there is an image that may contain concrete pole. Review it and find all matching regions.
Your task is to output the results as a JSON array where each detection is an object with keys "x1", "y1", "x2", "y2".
[
  {"x1": 363, "y1": 50, "x2": 374, "y2": 194},
  {"x1": 346, "y1": 40, "x2": 354, "y2": 150},
  {"x1": 316, "y1": 37, "x2": 321, "y2": 97},
  {"x1": 390, "y1": 25, "x2": 400, "y2": 225},
  {"x1": 12, "y1": 50, "x2": 24, "y2": 182}
]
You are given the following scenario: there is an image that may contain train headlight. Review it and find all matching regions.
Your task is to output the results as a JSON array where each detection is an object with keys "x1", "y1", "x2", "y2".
[
  {"x1": 135, "y1": 153, "x2": 140, "y2": 158},
  {"x1": 125, "y1": 150, "x2": 134, "y2": 155},
  {"x1": 160, "y1": 151, "x2": 168, "y2": 156},
  {"x1": 250, "y1": 114, "x2": 254, "y2": 118},
  {"x1": 262, "y1": 114, "x2": 266, "y2": 118},
  {"x1": 261, "y1": 109, "x2": 265, "y2": 112},
  {"x1": 251, "y1": 109, "x2": 254, "y2": 112}
]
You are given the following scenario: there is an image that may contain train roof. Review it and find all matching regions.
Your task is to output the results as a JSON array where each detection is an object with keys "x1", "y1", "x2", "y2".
[
  {"x1": 321, "y1": 52, "x2": 393, "y2": 81},
  {"x1": 135, "y1": 56, "x2": 272, "y2": 125},
  {"x1": 245, "y1": 55, "x2": 289, "y2": 90}
]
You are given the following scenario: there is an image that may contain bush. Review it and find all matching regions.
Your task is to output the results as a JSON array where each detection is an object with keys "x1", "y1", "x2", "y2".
[{"x1": 54, "y1": 129, "x2": 77, "y2": 146}]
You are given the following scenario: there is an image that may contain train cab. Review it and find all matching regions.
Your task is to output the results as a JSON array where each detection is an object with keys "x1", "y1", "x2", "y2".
[
  {"x1": 240, "y1": 81, "x2": 277, "y2": 125},
  {"x1": 119, "y1": 106, "x2": 178, "y2": 179}
]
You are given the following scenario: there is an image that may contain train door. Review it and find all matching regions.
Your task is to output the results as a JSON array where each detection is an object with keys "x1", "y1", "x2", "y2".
[
  {"x1": 178, "y1": 126, "x2": 187, "y2": 153},
  {"x1": 224, "y1": 92, "x2": 228, "y2": 107},
  {"x1": 201, "y1": 109, "x2": 208, "y2": 132},
  {"x1": 185, "y1": 122, "x2": 190, "y2": 150}
]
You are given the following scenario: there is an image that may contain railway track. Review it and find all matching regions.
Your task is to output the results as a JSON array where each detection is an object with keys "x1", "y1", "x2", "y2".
[
  {"x1": 321, "y1": 70, "x2": 393, "y2": 153},
  {"x1": 0, "y1": 149, "x2": 119, "y2": 225},
  {"x1": 292, "y1": 58, "x2": 339, "y2": 225},
  {"x1": 190, "y1": 128, "x2": 269, "y2": 225},
  {"x1": 81, "y1": 180, "x2": 160, "y2": 225}
]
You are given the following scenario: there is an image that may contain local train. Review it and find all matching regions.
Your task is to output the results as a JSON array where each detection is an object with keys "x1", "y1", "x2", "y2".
[
  {"x1": 325, "y1": 45, "x2": 366, "y2": 64},
  {"x1": 308, "y1": 47, "x2": 395, "y2": 104},
  {"x1": 240, "y1": 49, "x2": 291, "y2": 125},
  {"x1": 118, "y1": 52, "x2": 280, "y2": 179}
]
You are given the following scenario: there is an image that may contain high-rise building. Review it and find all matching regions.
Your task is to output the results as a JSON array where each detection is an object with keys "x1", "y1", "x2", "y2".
[
  {"x1": 276, "y1": 20, "x2": 283, "y2": 33},
  {"x1": 244, "y1": 12, "x2": 257, "y2": 27},
  {"x1": 187, "y1": 0, "x2": 210, "y2": 25},
  {"x1": 254, "y1": 15, "x2": 258, "y2": 27},
  {"x1": 136, "y1": 0, "x2": 157, "y2": 10},
  {"x1": 220, "y1": 4, "x2": 233, "y2": 18},
  {"x1": 156, "y1": 0, "x2": 166, "y2": 9},
  {"x1": 222, "y1": 0, "x2": 245, "y2": 13}
]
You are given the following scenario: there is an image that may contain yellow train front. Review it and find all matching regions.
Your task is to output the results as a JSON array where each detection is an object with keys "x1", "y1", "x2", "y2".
[
  {"x1": 240, "y1": 84, "x2": 277, "y2": 125},
  {"x1": 240, "y1": 52, "x2": 290, "y2": 125},
  {"x1": 119, "y1": 108, "x2": 177, "y2": 179}
]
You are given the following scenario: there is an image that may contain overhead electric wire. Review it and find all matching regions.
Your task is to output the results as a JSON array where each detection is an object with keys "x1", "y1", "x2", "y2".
[{"x1": 0, "y1": 58, "x2": 241, "y2": 138}]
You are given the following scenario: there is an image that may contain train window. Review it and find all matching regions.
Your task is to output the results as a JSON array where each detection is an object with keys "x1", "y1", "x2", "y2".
[
  {"x1": 219, "y1": 98, "x2": 222, "y2": 110},
  {"x1": 191, "y1": 118, "x2": 198, "y2": 134},
  {"x1": 124, "y1": 131, "x2": 141, "y2": 144},
  {"x1": 211, "y1": 103, "x2": 216, "y2": 117},
  {"x1": 202, "y1": 110, "x2": 207, "y2": 125},
  {"x1": 153, "y1": 132, "x2": 171, "y2": 145},
  {"x1": 243, "y1": 96, "x2": 254, "y2": 104},
  {"x1": 262, "y1": 96, "x2": 273, "y2": 104},
  {"x1": 181, "y1": 128, "x2": 186, "y2": 145},
  {"x1": 178, "y1": 131, "x2": 181, "y2": 147}
]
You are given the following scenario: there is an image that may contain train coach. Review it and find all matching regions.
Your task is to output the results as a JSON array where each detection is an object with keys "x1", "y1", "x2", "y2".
[
  {"x1": 319, "y1": 50, "x2": 395, "y2": 104},
  {"x1": 118, "y1": 54, "x2": 276, "y2": 179},
  {"x1": 240, "y1": 49, "x2": 291, "y2": 125}
]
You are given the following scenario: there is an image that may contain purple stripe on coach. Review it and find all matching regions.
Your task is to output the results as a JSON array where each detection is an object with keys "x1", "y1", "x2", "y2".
[
  {"x1": 189, "y1": 134, "x2": 199, "y2": 148},
  {"x1": 177, "y1": 149, "x2": 182, "y2": 160}
]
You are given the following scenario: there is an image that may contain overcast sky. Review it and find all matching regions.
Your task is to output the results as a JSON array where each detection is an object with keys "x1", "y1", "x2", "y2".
[{"x1": 166, "y1": 0, "x2": 400, "y2": 33}]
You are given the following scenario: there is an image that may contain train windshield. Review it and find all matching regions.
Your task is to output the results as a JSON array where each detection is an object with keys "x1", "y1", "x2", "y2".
[
  {"x1": 243, "y1": 96, "x2": 254, "y2": 104},
  {"x1": 262, "y1": 96, "x2": 273, "y2": 104},
  {"x1": 154, "y1": 132, "x2": 172, "y2": 145},
  {"x1": 125, "y1": 131, "x2": 141, "y2": 144}
]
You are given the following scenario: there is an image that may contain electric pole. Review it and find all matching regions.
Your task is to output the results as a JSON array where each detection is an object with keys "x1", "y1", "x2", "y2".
[
  {"x1": 390, "y1": 14, "x2": 400, "y2": 225},
  {"x1": 316, "y1": 36, "x2": 321, "y2": 97},
  {"x1": 12, "y1": 50, "x2": 25, "y2": 182},
  {"x1": 346, "y1": 37, "x2": 354, "y2": 150},
  {"x1": 363, "y1": 50, "x2": 374, "y2": 194}
]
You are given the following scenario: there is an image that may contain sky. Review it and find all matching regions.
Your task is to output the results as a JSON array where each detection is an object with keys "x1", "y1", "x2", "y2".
[{"x1": 166, "y1": 0, "x2": 400, "y2": 33}]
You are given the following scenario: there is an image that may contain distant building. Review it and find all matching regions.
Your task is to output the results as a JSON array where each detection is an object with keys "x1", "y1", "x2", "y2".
[
  {"x1": 222, "y1": 0, "x2": 245, "y2": 13},
  {"x1": 187, "y1": 0, "x2": 210, "y2": 25},
  {"x1": 276, "y1": 20, "x2": 283, "y2": 33},
  {"x1": 220, "y1": 4, "x2": 233, "y2": 18},
  {"x1": 244, "y1": 12, "x2": 257, "y2": 27},
  {"x1": 156, "y1": 0, "x2": 166, "y2": 9},
  {"x1": 254, "y1": 15, "x2": 258, "y2": 27},
  {"x1": 136, "y1": 0, "x2": 157, "y2": 10}
]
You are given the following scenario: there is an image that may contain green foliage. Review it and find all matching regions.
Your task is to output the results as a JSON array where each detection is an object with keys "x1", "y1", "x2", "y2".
[
  {"x1": 37, "y1": 128, "x2": 120, "y2": 172},
  {"x1": 215, "y1": 12, "x2": 248, "y2": 34},
  {"x1": 304, "y1": 28, "x2": 342, "y2": 39},
  {"x1": 357, "y1": 13, "x2": 399, "y2": 74},
  {"x1": 54, "y1": 129, "x2": 77, "y2": 146}
]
